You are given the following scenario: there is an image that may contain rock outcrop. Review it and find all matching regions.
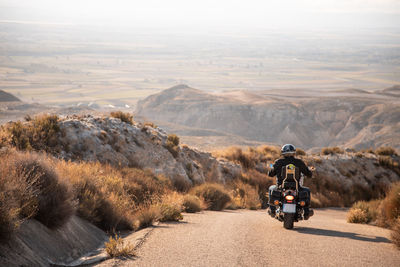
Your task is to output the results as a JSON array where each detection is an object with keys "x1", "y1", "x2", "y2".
[{"x1": 57, "y1": 115, "x2": 241, "y2": 185}]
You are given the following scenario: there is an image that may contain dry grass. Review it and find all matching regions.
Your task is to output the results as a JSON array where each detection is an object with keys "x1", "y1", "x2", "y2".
[
  {"x1": 165, "y1": 134, "x2": 180, "y2": 158},
  {"x1": 375, "y1": 146, "x2": 397, "y2": 156},
  {"x1": 347, "y1": 208, "x2": 369, "y2": 224},
  {"x1": 183, "y1": 195, "x2": 205, "y2": 213},
  {"x1": 110, "y1": 111, "x2": 134, "y2": 125},
  {"x1": 347, "y1": 200, "x2": 381, "y2": 224},
  {"x1": 133, "y1": 204, "x2": 160, "y2": 230},
  {"x1": 213, "y1": 145, "x2": 280, "y2": 170},
  {"x1": 0, "y1": 150, "x2": 39, "y2": 241},
  {"x1": 191, "y1": 183, "x2": 231, "y2": 211},
  {"x1": 391, "y1": 218, "x2": 400, "y2": 249},
  {"x1": 230, "y1": 181, "x2": 260, "y2": 210},
  {"x1": 321, "y1": 147, "x2": 344, "y2": 155},
  {"x1": 380, "y1": 182, "x2": 400, "y2": 225},
  {"x1": 159, "y1": 192, "x2": 184, "y2": 222},
  {"x1": 105, "y1": 235, "x2": 135, "y2": 258},
  {"x1": 296, "y1": 148, "x2": 306, "y2": 156},
  {"x1": 0, "y1": 114, "x2": 60, "y2": 152}
]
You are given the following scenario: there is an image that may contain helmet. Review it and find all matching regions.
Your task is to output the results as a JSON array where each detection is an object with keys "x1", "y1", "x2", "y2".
[{"x1": 281, "y1": 144, "x2": 296, "y2": 156}]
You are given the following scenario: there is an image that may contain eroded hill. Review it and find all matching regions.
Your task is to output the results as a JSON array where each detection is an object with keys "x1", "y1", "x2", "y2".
[{"x1": 135, "y1": 85, "x2": 400, "y2": 150}]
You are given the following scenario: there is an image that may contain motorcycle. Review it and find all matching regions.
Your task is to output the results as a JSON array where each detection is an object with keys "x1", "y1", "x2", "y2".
[{"x1": 268, "y1": 165, "x2": 314, "y2": 229}]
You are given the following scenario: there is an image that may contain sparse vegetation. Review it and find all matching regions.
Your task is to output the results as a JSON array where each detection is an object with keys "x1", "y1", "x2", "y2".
[
  {"x1": 183, "y1": 195, "x2": 205, "y2": 213},
  {"x1": 391, "y1": 218, "x2": 400, "y2": 249},
  {"x1": 0, "y1": 114, "x2": 60, "y2": 151},
  {"x1": 347, "y1": 208, "x2": 369, "y2": 224},
  {"x1": 346, "y1": 183, "x2": 400, "y2": 248},
  {"x1": 159, "y1": 193, "x2": 184, "y2": 222},
  {"x1": 165, "y1": 134, "x2": 180, "y2": 158},
  {"x1": 375, "y1": 146, "x2": 397, "y2": 156},
  {"x1": 191, "y1": 183, "x2": 231, "y2": 211},
  {"x1": 296, "y1": 148, "x2": 306, "y2": 156},
  {"x1": 321, "y1": 147, "x2": 344, "y2": 155},
  {"x1": 347, "y1": 200, "x2": 381, "y2": 224},
  {"x1": 110, "y1": 111, "x2": 134, "y2": 125},
  {"x1": 105, "y1": 235, "x2": 135, "y2": 258}
]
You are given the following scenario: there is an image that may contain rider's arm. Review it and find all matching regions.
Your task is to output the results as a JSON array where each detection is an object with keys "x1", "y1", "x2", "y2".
[
  {"x1": 299, "y1": 160, "x2": 312, "y2": 178},
  {"x1": 268, "y1": 160, "x2": 280, "y2": 177}
]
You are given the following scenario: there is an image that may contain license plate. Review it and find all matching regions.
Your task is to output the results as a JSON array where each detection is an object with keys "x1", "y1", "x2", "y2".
[{"x1": 283, "y1": 204, "x2": 296, "y2": 213}]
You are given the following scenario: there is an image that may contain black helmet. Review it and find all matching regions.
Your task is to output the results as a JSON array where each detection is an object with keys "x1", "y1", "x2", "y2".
[{"x1": 281, "y1": 144, "x2": 296, "y2": 156}]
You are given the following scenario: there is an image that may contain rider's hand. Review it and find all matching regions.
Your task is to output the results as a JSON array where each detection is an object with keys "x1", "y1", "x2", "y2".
[{"x1": 310, "y1": 166, "x2": 316, "y2": 171}]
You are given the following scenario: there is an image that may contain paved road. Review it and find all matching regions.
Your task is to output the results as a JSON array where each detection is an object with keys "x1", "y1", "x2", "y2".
[{"x1": 97, "y1": 209, "x2": 400, "y2": 267}]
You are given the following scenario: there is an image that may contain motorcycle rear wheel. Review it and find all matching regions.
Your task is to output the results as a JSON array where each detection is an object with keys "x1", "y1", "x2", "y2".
[{"x1": 283, "y1": 213, "x2": 294, "y2": 229}]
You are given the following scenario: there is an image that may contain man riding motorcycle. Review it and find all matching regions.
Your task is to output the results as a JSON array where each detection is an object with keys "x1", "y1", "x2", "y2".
[{"x1": 268, "y1": 144, "x2": 314, "y2": 220}]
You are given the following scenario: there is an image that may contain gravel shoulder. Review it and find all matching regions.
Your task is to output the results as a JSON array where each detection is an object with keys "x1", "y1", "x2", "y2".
[{"x1": 95, "y1": 208, "x2": 400, "y2": 267}]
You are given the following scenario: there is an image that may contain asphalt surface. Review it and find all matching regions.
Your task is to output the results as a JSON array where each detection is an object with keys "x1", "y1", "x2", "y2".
[{"x1": 97, "y1": 208, "x2": 400, "y2": 267}]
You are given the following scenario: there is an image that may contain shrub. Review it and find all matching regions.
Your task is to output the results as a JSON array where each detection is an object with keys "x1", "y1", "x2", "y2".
[
  {"x1": 347, "y1": 208, "x2": 369, "y2": 224},
  {"x1": 321, "y1": 147, "x2": 344, "y2": 155},
  {"x1": 191, "y1": 183, "x2": 231, "y2": 211},
  {"x1": 10, "y1": 152, "x2": 74, "y2": 229},
  {"x1": 296, "y1": 148, "x2": 306, "y2": 156},
  {"x1": 165, "y1": 134, "x2": 180, "y2": 158},
  {"x1": 143, "y1": 122, "x2": 157, "y2": 128},
  {"x1": 105, "y1": 235, "x2": 135, "y2": 258},
  {"x1": 110, "y1": 111, "x2": 133, "y2": 125},
  {"x1": 172, "y1": 175, "x2": 192, "y2": 192},
  {"x1": 0, "y1": 152, "x2": 39, "y2": 241},
  {"x1": 376, "y1": 147, "x2": 397, "y2": 156},
  {"x1": 381, "y1": 182, "x2": 400, "y2": 224},
  {"x1": 231, "y1": 181, "x2": 260, "y2": 210},
  {"x1": 183, "y1": 194, "x2": 205, "y2": 213},
  {"x1": 391, "y1": 218, "x2": 400, "y2": 249},
  {"x1": 0, "y1": 115, "x2": 60, "y2": 152},
  {"x1": 56, "y1": 161, "x2": 135, "y2": 231},
  {"x1": 159, "y1": 192, "x2": 183, "y2": 222},
  {"x1": 348, "y1": 200, "x2": 381, "y2": 223},
  {"x1": 133, "y1": 204, "x2": 160, "y2": 230}
]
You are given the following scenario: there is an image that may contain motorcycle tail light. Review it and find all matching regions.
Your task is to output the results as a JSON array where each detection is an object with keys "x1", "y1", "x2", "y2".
[
  {"x1": 285, "y1": 195, "x2": 295, "y2": 201},
  {"x1": 274, "y1": 200, "x2": 279, "y2": 205},
  {"x1": 300, "y1": 201, "x2": 306, "y2": 206}
]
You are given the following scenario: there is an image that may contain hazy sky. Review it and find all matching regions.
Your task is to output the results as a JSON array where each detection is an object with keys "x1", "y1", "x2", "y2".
[{"x1": 1, "y1": 0, "x2": 400, "y2": 30}]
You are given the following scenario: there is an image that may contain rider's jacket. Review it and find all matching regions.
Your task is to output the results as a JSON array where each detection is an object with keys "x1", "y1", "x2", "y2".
[{"x1": 268, "y1": 156, "x2": 312, "y2": 185}]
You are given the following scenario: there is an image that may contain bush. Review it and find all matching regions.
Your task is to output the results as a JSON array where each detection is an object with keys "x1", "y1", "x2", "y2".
[
  {"x1": 0, "y1": 115, "x2": 60, "y2": 152},
  {"x1": 110, "y1": 111, "x2": 133, "y2": 125},
  {"x1": 296, "y1": 148, "x2": 306, "y2": 156},
  {"x1": 183, "y1": 195, "x2": 205, "y2": 213},
  {"x1": 0, "y1": 152, "x2": 39, "y2": 241},
  {"x1": 231, "y1": 181, "x2": 260, "y2": 210},
  {"x1": 158, "y1": 192, "x2": 183, "y2": 222},
  {"x1": 133, "y1": 204, "x2": 160, "y2": 230},
  {"x1": 348, "y1": 200, "x2": 381, "y2": 224},
  {"x1": 191, "y1": 183, "x2": 231, "y2": 211},
  {"x1": 321, "y1": 147, "x2": 344, "y2": 155},
  {"x1": 381, "y1": 182, "x2": 400, "y2": 225},
  {"x1": 347, "y1": 208, "x2": 369, "y2": 224},
  {"x1": 105, "y1": 235, "x2": 135, "y2": 258},
  {"x1": 391, "y1": 218, "x2": 400, "y2": 249},
  {"x1": 14, "y1": 154, "x2": 75, "y2": 229},
  {"x1": 376, "y1": 147, "x2": 397, "y2": 156},
  {"x1": 165, "y1": 134, "x2": 180, "y2": 158}
]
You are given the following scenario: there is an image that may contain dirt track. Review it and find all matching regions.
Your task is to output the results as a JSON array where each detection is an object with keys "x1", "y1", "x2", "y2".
[{"x1": 96, "y1": 208, "x2": 400, "y2": 267}]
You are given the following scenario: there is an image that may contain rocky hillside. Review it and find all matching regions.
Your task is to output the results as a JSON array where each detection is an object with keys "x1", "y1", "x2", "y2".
[
  {"x1": 135, "y1": 85, "x2": 400, "y2": 150},
  {"x1": 0, "y1": 90, "x2": 20, "y2": 102},
  {"x1": 52, "y1": 115, "x2": 240, "y2": 185}
]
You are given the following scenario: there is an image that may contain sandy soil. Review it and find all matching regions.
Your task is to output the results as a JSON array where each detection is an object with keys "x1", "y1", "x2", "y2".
[{"x1": 95, "y1": 209, "x2": 400, "y2": 267}]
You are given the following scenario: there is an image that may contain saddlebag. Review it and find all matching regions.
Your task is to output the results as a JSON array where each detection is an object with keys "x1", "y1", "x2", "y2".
[{"x1": 269, "y1": 189, "x2": 281, "y2": 204}]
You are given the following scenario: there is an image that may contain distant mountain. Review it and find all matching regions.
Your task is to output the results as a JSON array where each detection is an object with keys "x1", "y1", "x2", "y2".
[
  {"x1": 0, "y1": 90, "x2": 20, "y2": 102},
  {"x1": 136, "y1": 85, "x2": 400, "y2": 150}
]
